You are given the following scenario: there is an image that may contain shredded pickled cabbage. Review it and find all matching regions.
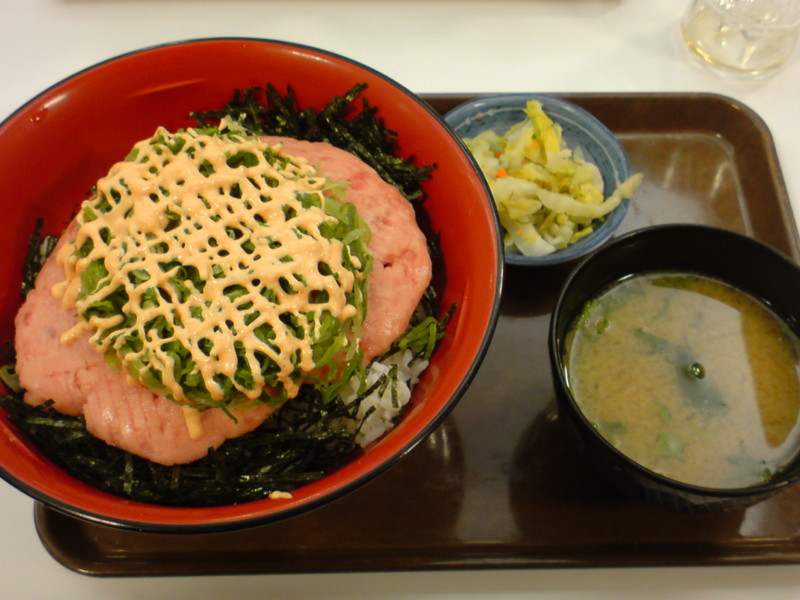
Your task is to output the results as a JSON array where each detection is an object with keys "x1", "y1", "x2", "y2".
[{"x1": 464, "y1": 100, "x2": 642, "y2": 257}]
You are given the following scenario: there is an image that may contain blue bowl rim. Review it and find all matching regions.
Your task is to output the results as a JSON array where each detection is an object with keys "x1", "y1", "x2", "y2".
[{"x1": 444, "y1": 93, "x2": 633, "y2": 267}]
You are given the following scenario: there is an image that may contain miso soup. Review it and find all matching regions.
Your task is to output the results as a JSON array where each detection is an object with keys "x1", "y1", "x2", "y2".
[{"x1": 565, "y1": 272, "x2": 800, "y2": 489}]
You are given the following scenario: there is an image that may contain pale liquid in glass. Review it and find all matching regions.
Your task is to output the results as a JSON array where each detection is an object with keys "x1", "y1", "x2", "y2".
[{"x1": 682, "y1": 0, "x2": 800, "y2": 78}]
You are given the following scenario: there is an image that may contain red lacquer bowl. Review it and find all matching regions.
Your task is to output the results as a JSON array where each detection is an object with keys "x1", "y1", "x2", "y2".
[{"x1": 0, "y1": 39, "x2": 502, "y2": 532}]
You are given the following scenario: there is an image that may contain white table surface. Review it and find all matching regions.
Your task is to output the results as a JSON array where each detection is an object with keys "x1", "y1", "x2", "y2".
[{"x1": 1, "y1": 1, "x2": 800, "y2": 598}]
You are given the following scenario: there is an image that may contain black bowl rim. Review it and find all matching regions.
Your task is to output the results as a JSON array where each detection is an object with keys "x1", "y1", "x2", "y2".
[
  {"x1": 549, "y1": 223, "x2": 800, "y2": 500},
  {"x1": 0, "y1": 36, "x2": 505, "y2": 533}
]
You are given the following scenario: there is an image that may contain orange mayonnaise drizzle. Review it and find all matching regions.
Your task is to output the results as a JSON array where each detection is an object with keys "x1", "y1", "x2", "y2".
[{"x1": 54, "y1": 127, "x2": 360, "y2": 405}]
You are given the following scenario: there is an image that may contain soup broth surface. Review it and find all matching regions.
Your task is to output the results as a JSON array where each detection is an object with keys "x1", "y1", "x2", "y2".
[{"x1": 566, "y1": 272, "x2": 800, "y2": 489}]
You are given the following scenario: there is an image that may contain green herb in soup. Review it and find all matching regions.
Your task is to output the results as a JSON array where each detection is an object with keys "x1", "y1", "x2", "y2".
[{"x1": 565, "y1": 272, "x2": 800, "y2": 489}]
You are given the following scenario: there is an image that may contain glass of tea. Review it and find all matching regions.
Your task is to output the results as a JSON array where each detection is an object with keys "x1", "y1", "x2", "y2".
[{"x1": 681, "y1": 0, "x2": 800, "y2": 78}]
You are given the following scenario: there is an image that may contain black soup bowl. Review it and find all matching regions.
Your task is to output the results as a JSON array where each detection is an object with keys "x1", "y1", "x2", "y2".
[{"x1": 549, "y1": 224, "x2": 800, "y2": 512}]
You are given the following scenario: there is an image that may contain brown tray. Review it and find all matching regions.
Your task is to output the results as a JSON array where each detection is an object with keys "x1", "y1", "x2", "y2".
[{"x1": 34, "y1": 93, "x2": 800, "y2": 576}]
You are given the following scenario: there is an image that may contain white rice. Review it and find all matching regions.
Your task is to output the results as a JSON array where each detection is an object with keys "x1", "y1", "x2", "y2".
[{"x1": 340, "y1": 349, "x2": 429, "y2": 447}]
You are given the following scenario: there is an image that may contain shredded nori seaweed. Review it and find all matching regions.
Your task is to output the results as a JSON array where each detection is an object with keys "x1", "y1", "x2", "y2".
[
  {"x1": 191, "y1": 83, "x2": 435, "y2": 204},
  {"x1": 0, "y1": 387, "x2": 362, "y2": 506},
  {"x1": 21, "y1": 218, "x2": 57, "y2": 299},
  {"x1": 0, "y1": 86, "x2": 449, "y2": 507}
]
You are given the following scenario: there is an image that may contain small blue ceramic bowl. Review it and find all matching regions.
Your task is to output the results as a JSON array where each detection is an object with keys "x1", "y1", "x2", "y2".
[{"x1": 445, "y1": 94, "x2": 634, "y2": 266}]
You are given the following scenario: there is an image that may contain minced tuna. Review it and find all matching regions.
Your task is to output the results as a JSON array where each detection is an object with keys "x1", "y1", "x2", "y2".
[{"x1": 13, "y1": 135, "x2": 431, "y2": 465}]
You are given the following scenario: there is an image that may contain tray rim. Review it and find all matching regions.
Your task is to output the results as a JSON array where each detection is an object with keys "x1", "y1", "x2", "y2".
[{"x1": 32, "y1": 501, "x2": 800, "y2": 576}]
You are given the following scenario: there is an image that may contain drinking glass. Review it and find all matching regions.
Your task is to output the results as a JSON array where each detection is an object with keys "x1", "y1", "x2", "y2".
[{"x1": 681, "y1": 0, "x2": 800, "y2": 78}]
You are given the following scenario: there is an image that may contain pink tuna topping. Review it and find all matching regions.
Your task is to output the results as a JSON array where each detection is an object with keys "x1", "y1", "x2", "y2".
[{"x1": 13, "y1": 138, "x2": 431, "y2": 465}]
